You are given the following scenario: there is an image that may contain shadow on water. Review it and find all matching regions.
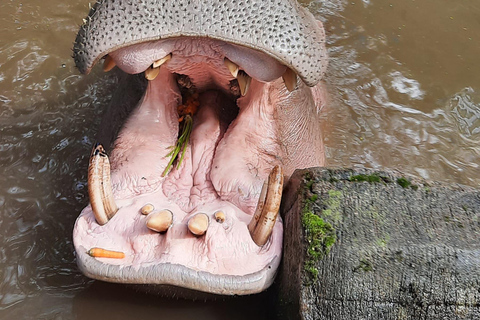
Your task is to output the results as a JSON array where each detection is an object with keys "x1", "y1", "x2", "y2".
[{"x1": 73, "y1": 282, "x2": 271, "y2": 320}]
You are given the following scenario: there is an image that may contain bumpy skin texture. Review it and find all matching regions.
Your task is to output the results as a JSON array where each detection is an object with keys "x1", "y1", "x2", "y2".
[{"x1": 73, "y1": 0, "x2": 328, "y2": 86}]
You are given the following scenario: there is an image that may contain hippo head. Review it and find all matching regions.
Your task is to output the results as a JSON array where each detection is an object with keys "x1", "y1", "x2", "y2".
[{"x1": 72, "y1": 0, "x2": 328, "y2": 296}]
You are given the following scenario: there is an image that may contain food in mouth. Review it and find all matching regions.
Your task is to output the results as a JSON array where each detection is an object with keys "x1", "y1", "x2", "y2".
[{"x1": 72, "y1": 0, "x2": 328, "y2": 295}]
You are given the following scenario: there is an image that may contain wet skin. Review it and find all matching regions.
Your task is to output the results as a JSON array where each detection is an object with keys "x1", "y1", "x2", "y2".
[{"x1": 72, "y1": 0, "x2": 328, "y2": 296}]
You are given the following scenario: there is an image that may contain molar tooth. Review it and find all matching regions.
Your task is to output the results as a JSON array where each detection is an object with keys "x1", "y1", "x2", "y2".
[
  {"x1": 103, "y1": 55, "x2": 116, "y2": 72},
  {"x1": 282, "y1": 68, "x2": 297, "y2": 92},
  {"x1": 141, "y1": 204, "x2": 155, "y2": 215},
  {"x1": 146, "y1": 210, "x2": 173, "y2": 233},
  {"x1": 214, "y1": 211, "x2": 226, "y2": 223},
  {"x1": 224, "y1": 58, "x2": 239, "y2": 78},
  {"x1": 237, "y1": 71, "x2": 252, "y2": 96},
  {"x1": 145, "y1": 65, "x2": 160, "y2": 81},
  {"x1": 88, "y1": 144, "x2": 118, "y2": 225},
  {"x1": 188, "y1": 213, "x2": 210, "y2": 236},
  {"x1": 250, "y1": 165, "x2": 284, "y2": 246},
  {"x1": 152, "y1": 53, "x2": 172, "y2": 68}
]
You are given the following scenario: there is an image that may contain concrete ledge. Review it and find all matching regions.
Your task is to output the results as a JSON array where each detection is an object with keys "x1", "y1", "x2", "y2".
[{"x1": 276, "y1": 168, "x2": 480, "y2": 320}]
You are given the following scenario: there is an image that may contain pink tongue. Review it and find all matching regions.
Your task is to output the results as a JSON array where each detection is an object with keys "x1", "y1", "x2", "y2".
[{"x1": 162, "y1": 91, "x2": 227, "y2": 212}]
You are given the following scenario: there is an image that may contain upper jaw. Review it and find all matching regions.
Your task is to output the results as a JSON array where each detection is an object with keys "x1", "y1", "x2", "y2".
[{"x1": 72, "y1": 0, "x2": 328, "y2": 86}]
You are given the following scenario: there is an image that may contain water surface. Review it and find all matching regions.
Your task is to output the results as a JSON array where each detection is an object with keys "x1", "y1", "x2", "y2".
[{"x1": 0, "y1": 0, "x2": 479, "y2": 318}]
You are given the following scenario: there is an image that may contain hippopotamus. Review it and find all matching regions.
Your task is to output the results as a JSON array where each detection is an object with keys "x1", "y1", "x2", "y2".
[{"x1": 72, "y1": 0, "x2": 328, "y2": 296}]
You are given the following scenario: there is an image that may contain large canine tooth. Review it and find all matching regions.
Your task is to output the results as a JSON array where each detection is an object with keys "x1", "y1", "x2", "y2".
[
  {"x1": 146, "y1": 210, "x2": 173, "y2": 233},
  {"x1": 250, "y1": 165, "x2": 284, "y2": 246},
  {"x1": 224, "y1": 58, "x2": 239, "y2": 78},
  {"x1": 152, "y1": 54, "x2": 172, "y2": 68},
  {"x1": 145, "y1": 65, "x2": 161, "y2": 81},
  {"x1": 102, "y1": 55, "x2": 116, "y2": 72},
  {"x1": 237, "y1": 71, "x2": 252, "y2": 96},
  {"x1": 282, "y1": 68, "x2": 297, "y2": 92},
  {"x1": 188, "y1": 213, "x2": 209, "y2": 236},
  {"x1": 248, "y1": 180, "x2": 268, "y2": 234},
  {"x1": 88, "y1": 144, "x2": 118, "y2": 225}
]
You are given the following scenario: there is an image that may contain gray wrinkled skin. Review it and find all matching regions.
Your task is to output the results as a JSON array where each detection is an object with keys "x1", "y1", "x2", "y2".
[{"x1": 73, "y1": 0, "x2": 327, "y2": 86}]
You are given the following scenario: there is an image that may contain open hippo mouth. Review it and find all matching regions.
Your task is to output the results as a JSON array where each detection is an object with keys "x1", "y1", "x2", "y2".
[{"x1": 72, "y1": 0, "x2": 328, "y2": 295}]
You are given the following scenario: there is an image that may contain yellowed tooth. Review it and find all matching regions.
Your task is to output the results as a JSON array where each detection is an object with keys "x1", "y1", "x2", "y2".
[
  {"x1": 103, "y1": 55, "x2": 116, "y2": 72},
  {"x1": 214, "y1": 211, "x2": 226, "y2": 223},
  {"x1": 282, "y1": 67, "x2": 297, "y2": 92},
  {"x1": 101, "y1": 152, "x2": 118, "y2": 220},
  {"x1": 152, "y1": 53, "x2": 172, "y2": 68},
  {"x1": 145, "y1": 65, "x2": 161, "y2": 81},
  {"x1": 251, "y1": 165, "x2": 284, "y2": 246},
  {"x1": 188, "y1": 213, "x2": 209, "y2": 236},
  {"x1": 248, "y1": 180, "x2": 268, "y2": 234},
  {"x1": 237, "y1": 71, "x2": 252, "y2": 96},
  {"x1": 140, "y1": 204, "x2": 155, "y2": 215},
  {"x1": 224, "y1": 58, "x2": 239, "y2": 78},
  {"x1": 88, "y1": 144, "x2": 118, "y2": 225},
  {"x1": 146, "y1": 210, "x2": 173, "y2": 233}
]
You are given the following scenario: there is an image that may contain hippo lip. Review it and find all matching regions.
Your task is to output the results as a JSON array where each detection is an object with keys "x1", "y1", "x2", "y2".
[{"x1": 73, "y1": 0, "x2": 328, "y2": 296}]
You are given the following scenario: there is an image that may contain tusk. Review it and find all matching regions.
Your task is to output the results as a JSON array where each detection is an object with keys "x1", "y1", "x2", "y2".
[
  {"x1": 224, "y1": 58, "x2": 239, "y2": 78},
  {"x1": 88, "y1": 144, "x2": 118, "y2": 225},
  {"x1": 146, "y1": 210, "x2": 173, "y2": 233},
  {"x1": 101, "y1": 151, "x2": 118, "y2": 219},
  {"x1": 187, "y1": 213, "x2": 209, "y2": 236},
  {"x1": 237, "y1": 71, "x2": 252, "y2": 96},
  {"x1": 250, "y1": 165, "x2": 284, "y2": 246},
  {"x1": 153, "y1": 53, "x2": 172, "y2": 68},
  {"x1": 282, "y1": 67, "x2": 297, "y2": 92},
  {"x1": 145, "y1": 65, "x2": 161, "y2": 81},
  {"x1": 103, "y1": 55, "x2": 116, "y2": 72},
  {"x1": 248, "y1": 180, "x2": 268, "y2": 234}
]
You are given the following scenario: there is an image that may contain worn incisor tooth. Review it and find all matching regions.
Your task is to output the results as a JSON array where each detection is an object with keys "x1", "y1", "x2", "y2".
[
  {"x1": 141, "y1": 204, "x2": 155, "y2": 215},
  {"x1": 88, "y1": 145, "x2": 109, "y2": 225},
  {"x1": 214, "y1": 211, "x2": 226, "y2": 223},
  {"x1": 188, "y1": 213, "x2": 209, "y2": 236},
  {"x1": 152, "y1": 53, "x2": 172, "y2": 68},
  {"x1": 282, "y1": 68, "x2": 297, "y2": 92},
  {"x1": 145, "y1": 65, "x2": 160, "y2": 81},
  {"x1": 237, "y1": 71, "x2": 252, "y2": 96},
  {"x1": 146, "y1": 210, "x2": 173, "y2": 233},
  {"x1": 251, "y1": 165, "x2": 284, "y2": 246},
  {"x1": 248, "y1": 180, "x2": 268, "y2": 234},
  {"x1": 103, "y1": 55, "x2": 116, "y2": 72},
  {"x1": 224, "y1": 58, "x2": 239, "y2": 78}
]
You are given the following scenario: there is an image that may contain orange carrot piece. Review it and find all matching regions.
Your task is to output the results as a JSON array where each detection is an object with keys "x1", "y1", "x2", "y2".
[{"x1": 87, "y1": 247, "x2": 125, "y2": 259}]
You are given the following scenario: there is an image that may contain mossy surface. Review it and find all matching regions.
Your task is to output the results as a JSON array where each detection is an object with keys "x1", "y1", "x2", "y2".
[
  {"x1": 396, "y1": 177, "x2": 418, "y2": 190},
  {"x1": 302, "y1": 209, "x2": 336, "y2": 281},
  {"x1": 322, "y1": 190, "x2": 343, "y2": 224},
  {"x1": 350, "y1": 174, "x2": 391, "y2": 183}
]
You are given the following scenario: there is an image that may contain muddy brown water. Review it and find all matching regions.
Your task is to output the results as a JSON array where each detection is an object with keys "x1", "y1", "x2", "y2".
[{"x1": 0, "y1": 0, "x2": 479, "y2": 319}]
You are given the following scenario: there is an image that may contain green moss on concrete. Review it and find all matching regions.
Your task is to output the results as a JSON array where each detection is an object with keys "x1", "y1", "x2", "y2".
[
  {"x1": 322, "y1": 190, "x2": 343, "y2": 224},
  {"x1": 354, "y1": 259, "x2": 373, "y2": 272},
  {"x1": 396, "y1": 177, "x2": 418, "y2": 190},
  {"x1": 302, "y1": 209, "x2": 336, "y2": 281},
  {"x1": 349, "y1": 173, "x2": 392, "y2": 184}
]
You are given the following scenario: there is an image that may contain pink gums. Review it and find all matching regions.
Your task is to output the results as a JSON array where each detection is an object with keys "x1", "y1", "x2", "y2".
[{"x1": 74, "y1": 60, "x2": 283, "y2": 276}]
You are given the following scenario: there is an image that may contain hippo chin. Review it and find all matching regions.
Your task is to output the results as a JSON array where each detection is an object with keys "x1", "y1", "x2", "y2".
[{"x1": 72, "y1": 0, "x2": 328, "y2": 296}]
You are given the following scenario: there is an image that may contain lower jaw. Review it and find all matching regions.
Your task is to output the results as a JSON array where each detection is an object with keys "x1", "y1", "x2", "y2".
[{"x1": 73, "y1": 71, "x2": 284, "y2": 295}]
